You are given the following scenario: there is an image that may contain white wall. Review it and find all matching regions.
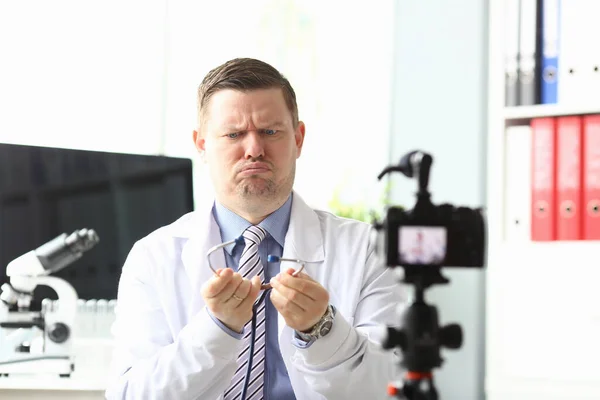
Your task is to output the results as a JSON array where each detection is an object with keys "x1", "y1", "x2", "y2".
[
  {"x1": 0, "y1": 0, "x2": 396, "y2": 215},
  {"x1": 0, "y1": 3, "x2": 397, "y2": 395},
  {"x1": 162, "y1": 0, "x2": 396, "y2": 211},
  {"x1": 0, "y1": 1, "x2": 468, "y2": 399},
  {"x1": 0, "y1": 0, "x2": 167, "y2": 155},
  {"x1": 389, "y1": 1, "x2": 488, "y2": 399}
]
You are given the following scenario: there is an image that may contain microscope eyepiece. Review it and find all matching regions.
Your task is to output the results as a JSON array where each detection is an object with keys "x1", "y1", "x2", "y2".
[
  {"x1": 36, "y1": 229, "x2": 100, "y2": 274},
  {"x1": 64, "y1": 229, "x2": 100, "y2": 253}
]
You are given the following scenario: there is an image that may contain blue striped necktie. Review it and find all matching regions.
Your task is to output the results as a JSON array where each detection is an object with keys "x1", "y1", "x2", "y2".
[{"x1": 224, "y1": 225, "x2": 267, "y2": 400}]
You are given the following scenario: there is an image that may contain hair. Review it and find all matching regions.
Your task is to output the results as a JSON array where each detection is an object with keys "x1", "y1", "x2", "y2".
[{"x1": 196, "y1": 58, "x2": 299, "y2": 129}]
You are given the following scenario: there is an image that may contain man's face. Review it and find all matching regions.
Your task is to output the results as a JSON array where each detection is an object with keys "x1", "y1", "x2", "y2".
[{"x1": 194, "y1": 88, "x2": 305, "y2": 212}]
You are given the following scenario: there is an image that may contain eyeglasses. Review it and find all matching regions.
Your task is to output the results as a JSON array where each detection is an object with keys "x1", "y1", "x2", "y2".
[{"x1": 207, "y1": 237, "x2": 307, "y2": 290}]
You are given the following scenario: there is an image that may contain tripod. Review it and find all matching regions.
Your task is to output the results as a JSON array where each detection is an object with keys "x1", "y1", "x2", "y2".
[{"x1": 383, "y1": 268, "x2": 463, "y2": 400}]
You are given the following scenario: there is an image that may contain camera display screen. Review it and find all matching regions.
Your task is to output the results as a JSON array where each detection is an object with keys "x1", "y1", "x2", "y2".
[{"x1": 398, "y1": 226, "x2": 447, "y2": 266}]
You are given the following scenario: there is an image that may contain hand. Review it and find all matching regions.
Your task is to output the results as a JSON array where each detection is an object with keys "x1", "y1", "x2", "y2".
[
  {"x1": 201, "y1": 268, "x2": 262, "y2": 333},
  {"x1": 269, "y1": 268, "x2": 329, "y2": 332}
]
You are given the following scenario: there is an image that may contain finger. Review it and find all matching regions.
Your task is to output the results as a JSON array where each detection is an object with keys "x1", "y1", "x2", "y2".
[
  {"x1": 273, "y1": 273, "x2": 325, "y2": 302},
  {"x1": 203, "y1": 268, "x2": 234, "y2": 298},
  {"x1": 283, "y1": 267, "x2": 315, "y2": 282},
  {"x1": 216, "y1": 272, "x2": 243, "y2": 302},
  {"x1": 296, "y1": 272, "x2": 316, "y2": 282},
  {"x1": 269, "y1": 279, "x2": 311, "y2": 311},
  {"x1": 238, "y1": 276, "x2": 262, "y2": 309},
  {"x1": 270, "y1": 288, "x2": 304, "y2": 317},
  {"x1": 229, "y1": 279, "x2": 252, "y2": 307}
]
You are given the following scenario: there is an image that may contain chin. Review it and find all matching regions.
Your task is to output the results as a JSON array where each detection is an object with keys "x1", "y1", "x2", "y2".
[
  {"x1": 239, "y1": 182, "x2": 276, "y2": 198},
  {"x1": 236, "y1": 174, "x2": 294, "y2": 202}
]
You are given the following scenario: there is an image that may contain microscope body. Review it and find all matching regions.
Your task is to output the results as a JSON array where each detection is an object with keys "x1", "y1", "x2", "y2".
[{"x1": 0, "y1": 229, "x2": 99, "y2": 377}]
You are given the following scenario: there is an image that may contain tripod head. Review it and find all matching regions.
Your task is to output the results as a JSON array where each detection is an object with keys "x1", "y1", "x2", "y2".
[{"x1": 373, "y1": 150, "x2": 485, "y2": 399}]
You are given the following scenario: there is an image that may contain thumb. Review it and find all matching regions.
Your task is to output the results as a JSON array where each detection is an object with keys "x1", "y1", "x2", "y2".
[{"x1": 248, "y1": 275, "x2": 262, "y2": 299}]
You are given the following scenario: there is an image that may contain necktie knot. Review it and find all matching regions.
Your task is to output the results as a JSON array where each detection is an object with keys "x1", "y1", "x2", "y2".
[{"x1": 242, "y1": 225, "x2": 267, "y2": 246}]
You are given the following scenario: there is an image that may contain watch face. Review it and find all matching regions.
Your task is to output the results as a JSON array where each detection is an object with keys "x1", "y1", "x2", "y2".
[{"x1": 319, "y1": 320, "x2": 333, "y2": 337}]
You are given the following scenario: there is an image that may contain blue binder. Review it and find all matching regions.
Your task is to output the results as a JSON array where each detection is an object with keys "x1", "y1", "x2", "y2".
[{"x1": 541, "y1": 0, "x2": 560, "y2": 104}]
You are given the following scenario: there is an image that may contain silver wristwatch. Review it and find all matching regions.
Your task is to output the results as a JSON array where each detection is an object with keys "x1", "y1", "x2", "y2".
[{"x1": 296, "y1": 305, "x2": 336, "y2": 342}]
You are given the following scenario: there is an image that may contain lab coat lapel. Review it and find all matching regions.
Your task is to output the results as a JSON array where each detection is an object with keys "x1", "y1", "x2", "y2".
[
  {"x1": 277, "y1": 192, "x2": 325, "y2": 340},
  {"x1": 180, "y1": 203, "x2": 225, "y2": 317}
]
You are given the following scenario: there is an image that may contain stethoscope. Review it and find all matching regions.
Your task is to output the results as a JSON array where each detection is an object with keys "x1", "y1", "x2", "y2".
[{"x1": 207, "y1": 237, "x2": 307, "y2": 400}]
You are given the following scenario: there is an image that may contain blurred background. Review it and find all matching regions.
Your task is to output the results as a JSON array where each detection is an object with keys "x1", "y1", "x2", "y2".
[{"x1": 1, "y1": 0, "x2": 598, "y2": 399}]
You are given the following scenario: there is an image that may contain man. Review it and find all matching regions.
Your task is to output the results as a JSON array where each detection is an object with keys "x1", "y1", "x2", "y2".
[{"x1": 105, "y1": 58, "x2": 406, "y2": 400}]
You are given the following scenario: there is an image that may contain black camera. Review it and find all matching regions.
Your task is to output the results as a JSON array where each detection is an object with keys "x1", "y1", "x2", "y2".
[
  {"x1": 378, "y1": 151, "x2": 485, "y2": 273},
  {"x1": 375, "y1": 150, "x2": 486, "y2": 400}
]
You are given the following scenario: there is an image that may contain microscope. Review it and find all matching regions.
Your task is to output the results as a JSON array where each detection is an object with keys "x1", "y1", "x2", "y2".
[{"x1": 0, "y1": 229, "x2": 99, "y2": 377}]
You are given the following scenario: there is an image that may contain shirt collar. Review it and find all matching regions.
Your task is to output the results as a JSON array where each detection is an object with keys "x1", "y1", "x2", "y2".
[{"x1": 212, "y1": 194, "x2": 293, "y2": 255}]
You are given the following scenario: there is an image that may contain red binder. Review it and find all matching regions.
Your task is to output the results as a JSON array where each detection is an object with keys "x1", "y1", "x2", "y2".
[
  {"x1": 583, "y1": 115, "x2": 600, "y2": 240},
  {"x1": 556, "y1": 116, "x2": 583, "y2": 240},
  {"x1": 531, "y1": 117, "x2": 557, "y2": 241}
]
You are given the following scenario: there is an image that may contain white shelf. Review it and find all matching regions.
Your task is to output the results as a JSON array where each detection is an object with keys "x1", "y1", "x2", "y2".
[
  {"x1": 497, "y1": 239, "x2": 600, "y2": 252},
  {"x1": 486, "y1": 239, "x2": 600, "y2": 397},
  {"x1": 491, "y1": 240, "x2": 600, "y2": 279},
  {"x1": 490, "y1": 240, "x2": 600, "y2": 290},
  {"x1": 504, "y1": 104, "x2": 600, "y2": 120},
  {"x1": 488, "y1": 241, "x2": 600, "y2": 273},
  {"x1": 486, "y1": 377, "x2": 600, "y2": 400},
  {"x1": 487, "y1": 1, "x2": 600, "y2": 399}
]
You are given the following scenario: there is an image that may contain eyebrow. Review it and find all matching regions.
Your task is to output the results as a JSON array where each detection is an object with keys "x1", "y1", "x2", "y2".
[
  {"x1": 223, "y1": 121, "x2": 288, "y2": 131},
  {"x1": 263, "y1": 121, "x2": 287, "y2": 128}
]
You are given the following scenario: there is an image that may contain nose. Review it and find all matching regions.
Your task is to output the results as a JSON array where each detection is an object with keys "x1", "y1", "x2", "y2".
[{"x1": 243, "y1": 131, "x2": 265, "y2": 159}]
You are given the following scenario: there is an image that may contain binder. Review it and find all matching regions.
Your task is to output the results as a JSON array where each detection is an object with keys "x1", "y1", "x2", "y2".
[
  {"x1": 555, "y1": 116, "x2": 582, "y2": 240},
  {"x1": 505, "y1": 0, "x2": 521, "y2": 106},
  {"x1": 540, "y1": 0, "x2": 560, "y2": 104},
  {"x1": 504, "y1": 125, "x2": 532, "y2": 241},
  {"x1": 556, "y1": 0, "x2": 586, "y2": 105},
  {"x1": 518, "y1": 0, "x2": 542, "y2": 105},
  {"x1": 583, "y1": 115, "x2": 600, "y2": 240},
  {"x1": 531, "y1": 117, "x2": 556, "y2": 241},
  {"x1": 585, "y1": 2, "x2": 600, "y2": 103}
]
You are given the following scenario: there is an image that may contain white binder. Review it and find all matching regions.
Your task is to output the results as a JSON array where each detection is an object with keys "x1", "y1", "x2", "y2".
[
  {"x1": 504, "y1": 125, "x2": 532, "y2": 241},
  {"x1": 557, "y1": 0, "x2": 591, "y2": 105},
  {"x1": 581, "y1": 1, "x2": 600, "y2": 103}
]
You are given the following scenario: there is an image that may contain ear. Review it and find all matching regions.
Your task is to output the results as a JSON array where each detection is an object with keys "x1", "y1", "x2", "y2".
[
  {"x1": 295, "y1": 121, "x2": 306, "y2": 158},
  {"x1": 193, "y1": 129, "x2": 205, "y2": 151},
  {"x1": 193, "y1": 130, "x2": 207, "y2": 162}
]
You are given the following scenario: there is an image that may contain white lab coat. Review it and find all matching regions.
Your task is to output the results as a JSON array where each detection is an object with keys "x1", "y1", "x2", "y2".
[{"x1": 105, "y1": 192, "x2": 406, "y2": 400}]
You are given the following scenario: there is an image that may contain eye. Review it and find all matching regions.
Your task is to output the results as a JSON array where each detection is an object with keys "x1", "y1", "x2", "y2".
[
  {"x1": 227, "y1": 132, "x2": 240, "y2": 139},
  {"x1": 263, "y1": 129, "x2": 277, "y2": 136}
]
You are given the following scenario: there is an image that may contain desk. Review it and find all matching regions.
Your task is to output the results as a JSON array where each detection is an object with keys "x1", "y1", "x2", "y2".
[
  {"x1": 0, "y1": 391, "x2": 104, "y2": 400},
  {"x1": 0, "y1": 339, "x2": 112, "y2": 400},
  {"x1": 0, "y1": 376, "x2": 106, "y2": 400}
]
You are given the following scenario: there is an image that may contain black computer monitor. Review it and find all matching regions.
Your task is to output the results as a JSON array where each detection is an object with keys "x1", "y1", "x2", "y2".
[{"x1": 0, "y1": 143, "x2": 194, "y2": 308}]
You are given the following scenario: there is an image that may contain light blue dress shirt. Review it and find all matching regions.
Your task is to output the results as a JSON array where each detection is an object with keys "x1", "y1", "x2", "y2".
[{"x1": 210, "y1": 194, "x2": 296, "y2": 400}]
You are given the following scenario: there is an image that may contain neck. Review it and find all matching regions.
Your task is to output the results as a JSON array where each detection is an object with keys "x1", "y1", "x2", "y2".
[
  {"x1": 219, "y1": 194, "x2": 288, "y2": 225},
  {"x1": 239, "y1": 212, "x2": 270, "y2": 225}
]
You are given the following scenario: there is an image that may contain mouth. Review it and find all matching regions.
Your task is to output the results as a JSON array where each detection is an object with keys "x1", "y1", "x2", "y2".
[{"x1": 238, "y1": 163, "x2": 271, "y2": 176}]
